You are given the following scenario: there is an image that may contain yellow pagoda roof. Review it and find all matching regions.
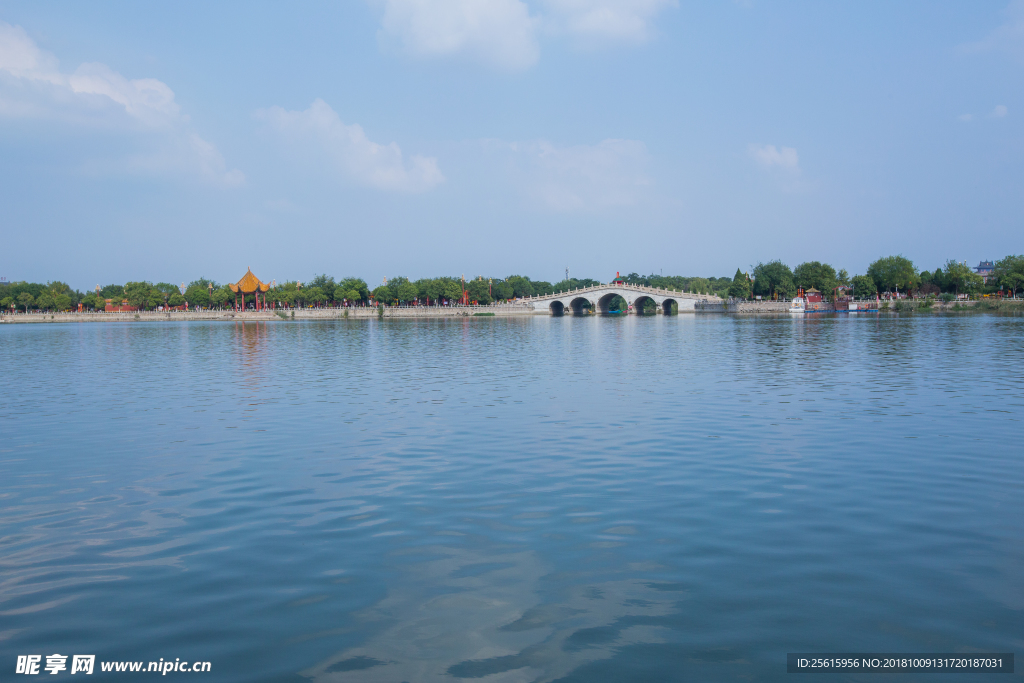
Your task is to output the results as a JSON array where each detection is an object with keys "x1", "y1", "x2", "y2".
[{"x1": 229, "y1": 268, "x2": 270, "y2": 294}]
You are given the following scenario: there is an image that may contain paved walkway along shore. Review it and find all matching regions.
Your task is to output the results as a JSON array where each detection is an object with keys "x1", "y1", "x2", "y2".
[
  {"x1": 0, "y1": 299, "x2": 994, "y2": 323},
  {"x1": 0, "y1": 306, "x2": 537, "y2": 323}
]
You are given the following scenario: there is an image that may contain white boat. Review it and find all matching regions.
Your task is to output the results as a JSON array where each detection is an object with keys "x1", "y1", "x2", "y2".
[{"x1": 788, "y1": 296, "x2": 805, "y2": 313}]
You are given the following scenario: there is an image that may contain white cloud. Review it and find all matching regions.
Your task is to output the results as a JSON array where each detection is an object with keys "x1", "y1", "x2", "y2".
[
  {"x1": 374, "y1": 0, "x2": 675, "y2": 69},
  {"x1": 491, "y1": 137, "x2": 650, "y2": 211},
  {"x1": 0, "y1": 20, "x2": 62, "y2": 83},
  {"x1": 378, "y1": 0, "x2": 539, "y2": 70},
  {"x1": 992, "y1": 104, "x2": 1009, "y2": 117},
  {"x1": 962, "y1": 0, "x2": 1024, "y2": 60},
  {"x1": 748, "y1": 143, "x2": 799, "y2": 171},
  {"x1": 112, "y1": 134, "x2": 245, "y2": 186},
  {"x1": 0, "y1": 21, "x2": 242, "y2": 185},
  {"x1": 257, "y1": 99, "x2": 444, "y2": 193},
  {"x1": 541, "y1": 0, "x2": 676, "y2": 45},
  {"x1": 68, "y1": 63, "x2": 182, "y2": 127}
]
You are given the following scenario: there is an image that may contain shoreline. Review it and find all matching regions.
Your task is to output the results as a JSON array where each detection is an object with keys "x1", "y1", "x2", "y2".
[
  {"x1": 0, "y1": 306, "x2": 534, "y2": 324},
  {"x1": 3, "y1": 299, "x2": 1021, "y2": 324}
]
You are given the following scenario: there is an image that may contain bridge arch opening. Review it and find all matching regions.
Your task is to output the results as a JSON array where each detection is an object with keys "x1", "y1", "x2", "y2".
[
  {"x1": 633, "y1": 296, "x2": 657, "y2": 315},
  {"x1": 549, "y1": 301, "x2": 565, "y2": 316},
  {"x1": 569, "y1": 297, "x2": 593, "y2": 315},
  {"x1": 597, "y1": 293, "x2": 627, "y2": 314},
  {"x1": 662, "y1": 299, "x2": 678, "y2": 315}
]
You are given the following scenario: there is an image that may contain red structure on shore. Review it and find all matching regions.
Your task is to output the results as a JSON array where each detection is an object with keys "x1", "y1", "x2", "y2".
[{"x1": 229, "y1": 268, "x2": 271, "y2": 311}]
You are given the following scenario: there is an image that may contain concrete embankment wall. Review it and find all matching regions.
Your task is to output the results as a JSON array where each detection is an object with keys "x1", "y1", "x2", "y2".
[
  {"x1": 3, "y1": 299, "x2": 1008, "y2": 324},
  {"x1": 0, "y1": 306, "x2": 536, "y2": 324},
  {"x1": 722, "y1": 300, "x2": 992, "y2": 313},
  {"x1": 728, "y1": 302, "x2": 792, "y2": 313}
]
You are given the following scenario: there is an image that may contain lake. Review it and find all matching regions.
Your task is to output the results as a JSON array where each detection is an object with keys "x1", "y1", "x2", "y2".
[{"x1": 1, "y1": 314, "x2": 1021, "y2": 681}]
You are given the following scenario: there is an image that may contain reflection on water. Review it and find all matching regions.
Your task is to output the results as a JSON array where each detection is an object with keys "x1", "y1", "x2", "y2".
[
  {"x1": 307, "y1": 547, "x2": 679, "y2": 683},
  {"x1": 1, "y1": 315, "x2": 1022, "y2": 682}
]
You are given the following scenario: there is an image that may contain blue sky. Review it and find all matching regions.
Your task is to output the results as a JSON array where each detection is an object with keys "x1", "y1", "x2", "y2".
[{"x1": 1, "y1": 1, "x2": 1021, "y2": 289}]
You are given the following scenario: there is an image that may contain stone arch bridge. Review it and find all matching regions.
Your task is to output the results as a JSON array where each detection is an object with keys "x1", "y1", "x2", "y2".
[{"x1": 521, "y1": 284, "x2": 722, "y2": 315}]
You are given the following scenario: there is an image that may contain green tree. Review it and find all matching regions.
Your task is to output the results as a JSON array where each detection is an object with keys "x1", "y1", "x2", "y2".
[
  {"x1": 551, "y1": 277, "x2": 600, "y2": 292},
  {"x1": 836, "y1": 269, "x2": 850, "y2": 287},
  {"x1": 124, "y1": 282, "x2": 158, "y2": 310},
  {"x1": 505, "y1": 275, "x2": 535, "y2": 298},
  {"x1": 852, "y1": 274, "x2": 877, "y2": 299},
  {"x1": 1, "y1": 296, "x2": 13, "y2": 312},
  {"x1": 35, "y1": 291, "x2": 55, "y2": 311},
  {"x1": 212, "y1": 287, "x2": 231, "y2": 309},
  {"x1": 530, "y1": 280, "x2": 555, "y2": 296},
  {"x1": 304, "y1": 286, "x2": 325, "y2": 307},
  {"x1": 27, "y1": 282, "x2": 72, "y2": 311},
  {"x1": 466, "y1": 277, "x2": 493, "y2": 305},
  {"x1": 382, "y1": 277, "x2": 417, "y2": 304},
  {"x1": 685, "y1": 277, "x2": 708, "y2": 294},
  {"x1": 17, "y1": 292, "x2": 35, "y2": 312},
  {"x1": 154, "y1": 282, "x2": 178, "y2": 296},
  {"x1": 624, "y1": 272, "x2": 649, "y2": 286},
  {"x1": 752, "y1": 261, "x2": 795, "y2": 300},
  {"x1": 335, "y1": 278, "x2": 367, "y2": 306},
  {"x1": 921, "y1": 268, "x2": 949, "y2": 293},
  {"x1": 867, "y1": 255, "x2": 918, "y2": 293},
  {"x1": 99, "y1": 284, "x2": 125, "y2": 300},
  {"x1": 80, "y1": 292, "x2": 103, "y2": 310},
  {"x1": 414, "y1": 278, "x2": 434, "y2": 303},
  {"x1": 271, "y1": 281, "x2": 299, "y2": 308},
  {"x1": 185, "y1": 279, "x2": 216, "y2": 308},
  {"x1": 152, "y1": 282, "x2": 178, "y2": 308},
  {"x1": 425, "y1": 277, "x2": 463, "y2": 304},
  {"x1": 917, "y1": 280, "x2": 941, "y2": 297},
  {"x1": 444, "y1": 278, "x2": 464, "y2": 303},
  {"x1": 310, "y1": 274, "x2": 337, "y2": 304},
  {"x1": 372, "y1": 281, "x2": 394, "y2": 305},
  {"x1": 492, "y1": 280, "x2": 513, "y2": 301},
  {"x1": 727, "y1": 269, "x2": 751, "y2": 299},
  {"x1": 334, "y1": 283, "x2": 354, "y2": 305},
  {"x1": 53, "y1": 292, "x2": 72, "y2": 311},
  {"x1": 992, "y1": 255, "x2": 1024, "y2": 298},
  {"x1": 943, "y1": 260, "x2": 983, "y2": 298},
  {"x1": 793, "y1": 261, "x2": 839, "y2": 297}
]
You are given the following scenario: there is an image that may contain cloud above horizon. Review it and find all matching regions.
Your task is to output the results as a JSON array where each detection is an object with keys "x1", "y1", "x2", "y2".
[
  {"x1": 257, "y1": 99, "x2": 444, "y2": 193},
  {"x1": 748, "y1": 143, "x2": 799, "y2": 171},
  {"x1": 379, "y1": 0, "x2": 539, "y2": 70},
  {"x1": 541, "y1": 0, "x2": 676, "y2": 45},
  {"x1": 962, "y1": 0, "x2": 1024, "y2": 61},
  {"x1": 0, "y1": 21, "x2": 243, "y2": 185},
  {"x1": 489, "y1": 137, "x2": 650, "y2": 211},
  {"x1": 375, "y1": 0, "x2": 675, "y2": 70}
]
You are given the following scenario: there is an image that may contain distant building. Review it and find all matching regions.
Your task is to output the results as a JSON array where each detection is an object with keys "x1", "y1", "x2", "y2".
[
  {"x1": 975, "y1": 260, "x2": 995, "y2": 283},
  {"x1": 105, "y1": 299, "x2": 138, "y2": 312}
]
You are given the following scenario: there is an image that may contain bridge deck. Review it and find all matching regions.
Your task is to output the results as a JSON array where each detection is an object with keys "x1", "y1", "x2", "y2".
[{"x1": 523, "y1": 283, "x2": 721, "y2": 302}]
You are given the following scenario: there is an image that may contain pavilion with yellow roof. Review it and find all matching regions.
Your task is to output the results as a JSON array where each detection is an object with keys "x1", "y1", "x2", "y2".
[{"x1": 228, "y1": 268, "x2": 271, "y2": 311}]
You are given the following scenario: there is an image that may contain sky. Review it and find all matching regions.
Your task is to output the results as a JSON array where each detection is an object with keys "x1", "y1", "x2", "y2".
[{"x1": 0, "y1": 0, "x2": 1022, "y2": 290}]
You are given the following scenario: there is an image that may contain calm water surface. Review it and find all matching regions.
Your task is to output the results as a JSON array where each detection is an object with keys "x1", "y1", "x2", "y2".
[{"x1": 1, "y1": 315, "x2": 1022, "y2": 682}]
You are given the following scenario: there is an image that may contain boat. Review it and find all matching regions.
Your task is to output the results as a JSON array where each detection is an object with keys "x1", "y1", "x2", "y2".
[{"x1": 788, "y1": 296, "x2": 806, "y2": 313}]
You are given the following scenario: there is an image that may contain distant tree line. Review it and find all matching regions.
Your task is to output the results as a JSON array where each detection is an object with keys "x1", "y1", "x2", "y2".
[
  {"x1": 0, "y1": 272, "x2": 729, "y2": 312},
  {"x1": 724, "y1": 255, "x2": 1024, "y2": 302},
  {"x1": 2, "y1": 256, "x2": 1021, "y2": 312}
]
